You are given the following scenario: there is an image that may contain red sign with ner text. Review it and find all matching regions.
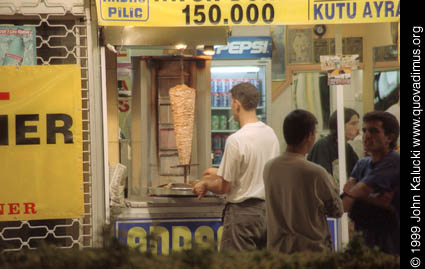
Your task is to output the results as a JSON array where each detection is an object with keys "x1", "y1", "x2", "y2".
[{"x1": 0, "y1": 92, "x2": 10, "y2": 100}]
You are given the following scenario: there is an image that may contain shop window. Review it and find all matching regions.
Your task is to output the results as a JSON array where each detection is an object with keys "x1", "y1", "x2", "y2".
[
  {"x1": 292, "y1": 70, "x2": 363, "y2": 136},
  {"x1": 292, "y1": 72, "x2": 330, "y2": 134},
  {"x1": 373, "y1": 69, "x2": 400, "y2": 111}
]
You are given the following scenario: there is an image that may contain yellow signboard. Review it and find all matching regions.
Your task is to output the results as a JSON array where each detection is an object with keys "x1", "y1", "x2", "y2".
[
  {"x1": 0, "y1": 65, "x2": 84, "y2": 221},
  {"x1": 96, "y1": 0, "x2": 399, "y2": 27}
]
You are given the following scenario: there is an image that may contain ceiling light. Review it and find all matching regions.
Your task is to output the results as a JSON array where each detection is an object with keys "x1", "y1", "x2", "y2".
[
  {"x1": 175, "y1": 43, "x2": 187, "y2": 50},
  {"x1": 203, "y1": 45, "x2": 215, "y2": 56}
]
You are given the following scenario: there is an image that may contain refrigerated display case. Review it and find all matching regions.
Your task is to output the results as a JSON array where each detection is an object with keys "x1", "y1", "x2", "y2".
[{"x1": 209, "y1": 37, "x2": 272, "y2": 167}]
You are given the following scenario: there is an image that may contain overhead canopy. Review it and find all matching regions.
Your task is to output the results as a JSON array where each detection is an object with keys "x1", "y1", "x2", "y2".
[{"x1": 96, "y1": 0, "x2": 399, "y2": 27}]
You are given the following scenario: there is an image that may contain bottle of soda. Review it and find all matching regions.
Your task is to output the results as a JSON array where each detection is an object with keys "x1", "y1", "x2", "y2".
[
  {"x1": 257, "y1": 79, "x2": 264, "y2": 107},
  {"x1": 229, "y1": 117, "x2": 238, "y2": 130},
  {"x1": 211, "y1": 115, "x2": 220, "y2": 130},
  {"x1": 211, "y1": 79, "x2": 216, "y2": 107},
  {"x1": 221, "y1": 79, "x2": 228, "y2": 107},
  {"x1": 216, "y1": 79, "x2": 224, "y2": 107},
  {"x1": 213, "y1": 150, "x2": 223, "y2": 165},
  {"x1": 218, "y1": 150, "x2": 224, "y2": 163},
  {"x1": 212, "y1": 135, "x2": 222, "y2": 151},
  {"x1": 219, "y1": 115, "x2": 227, "y2": 130},
  {"x1": 213, "y1": 150, "x2": 219, "y2": 165},
  {"x1": 222, "y1": 135, "x2": 228, "y2": 150},
  {"x1": 224, "y1": 79, "x2": 231, "y2": 107}
]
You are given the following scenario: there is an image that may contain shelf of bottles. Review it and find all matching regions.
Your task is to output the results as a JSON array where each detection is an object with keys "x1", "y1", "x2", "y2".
[{"x1": 210, "y1": 77, "x2": 266, "y2": 167}]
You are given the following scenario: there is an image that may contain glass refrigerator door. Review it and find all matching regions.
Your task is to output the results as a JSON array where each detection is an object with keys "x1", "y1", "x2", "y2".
[{"x1": 210, "y1": 61, "x2": 269, "y2": 167}]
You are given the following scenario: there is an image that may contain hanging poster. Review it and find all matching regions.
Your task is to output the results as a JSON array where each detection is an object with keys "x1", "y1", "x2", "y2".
[
  {"x1": 0, "y1": 26, "x2": 37, "y2": 66},
  {"x1": 320, "y1": 55, "x2": 359, "y2": 86},
  {"x1": 327, "y1": 69, "x2": 352, "y2": 86},
  {"x1": 0, "y1": 65, "x2": 84, "y2": 221}
]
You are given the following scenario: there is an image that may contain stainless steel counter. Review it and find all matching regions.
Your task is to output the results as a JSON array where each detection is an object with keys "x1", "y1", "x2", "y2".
[{"x1": 111, "y1": 197, "x2": 225, "y2": 255}]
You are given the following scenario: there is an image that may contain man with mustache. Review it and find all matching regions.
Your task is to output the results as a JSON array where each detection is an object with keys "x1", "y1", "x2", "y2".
[{"x1": 342, "y1": 111, "x2": 400, "y2": 255}]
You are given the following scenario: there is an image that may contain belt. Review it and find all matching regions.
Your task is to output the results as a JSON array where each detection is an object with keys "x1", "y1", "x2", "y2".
[
  {"x1": 222, "y1": 198, "x2": 264, "y2": 222},
  {"x1": 231, "y1": 198, "x2": 265, "y2": 204}
]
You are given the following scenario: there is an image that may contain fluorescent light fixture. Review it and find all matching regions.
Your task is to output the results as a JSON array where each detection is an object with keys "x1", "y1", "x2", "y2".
[
  {"x1": 203, "y1": 45, "x2": 215, "y2": 56},
  {"x1": 175, "y1": 43, "x2": 187, "y2": 50},
  {"x1": 211, "y1": 66, "x2": 260, "y2": 73}
]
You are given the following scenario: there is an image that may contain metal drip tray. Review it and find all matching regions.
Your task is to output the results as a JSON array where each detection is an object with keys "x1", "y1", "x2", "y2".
[{"x1": 149, "y1": 182, "x2": 196, "y2": 196}]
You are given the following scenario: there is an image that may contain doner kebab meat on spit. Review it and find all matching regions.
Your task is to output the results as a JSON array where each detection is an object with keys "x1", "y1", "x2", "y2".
[{"x1": 169, "y1": 84, "x2": 196, "y2": 165}]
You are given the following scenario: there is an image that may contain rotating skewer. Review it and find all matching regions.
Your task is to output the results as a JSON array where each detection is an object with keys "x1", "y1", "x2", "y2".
[{"x1": 170, "y1": 163, "x2": 199, "y2": 184}]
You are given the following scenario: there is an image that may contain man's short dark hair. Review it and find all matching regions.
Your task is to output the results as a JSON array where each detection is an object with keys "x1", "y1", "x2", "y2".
[
  {"x1": 363, "y1": 111, "x2": 400, "y2": 150},
  {"x1": 329, "y1": 108, "x2": 360, "y2": 138},
  {"x1": 284, "y1": 109, "x2": 318, "y2": 146},
  {"x1": 230, "y1": 83, "x2": 259, "y2": 111}
]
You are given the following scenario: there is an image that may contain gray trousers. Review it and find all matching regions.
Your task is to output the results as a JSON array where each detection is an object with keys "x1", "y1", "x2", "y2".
[{"x1": 221, "y1": 198, "x2": 267, "y2": 252}]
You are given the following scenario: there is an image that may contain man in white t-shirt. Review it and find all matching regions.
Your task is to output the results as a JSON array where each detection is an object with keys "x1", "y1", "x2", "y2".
[{"x1": 192, "y1": 82, "x2": 280, "y2": 251}]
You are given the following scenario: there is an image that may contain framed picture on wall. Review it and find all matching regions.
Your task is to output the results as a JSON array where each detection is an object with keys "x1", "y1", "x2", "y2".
[
  {"x1": 287, "y1": 28, "x2": 313, "y2": 64},
  {"x1": 313, "y1": 38, "x2": 336, "y2": 64},
  {"x1": 314, "y1": 37, "x2": 363, "y2": 64},
  {"x1": 314, "y1": 39, "x2": 330, "y2": 64},
  {"x1": 374, "y1": 45, "x2": 398, "y2": 62},
  {"x1": 343, "y1": 37, "x2": 363, "y2": 62},
  {"x1": 271, "y1": 25, "x2": 286, "y2": 81}
]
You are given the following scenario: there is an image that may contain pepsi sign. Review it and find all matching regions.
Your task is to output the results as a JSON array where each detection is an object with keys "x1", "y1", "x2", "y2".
[{"x1": 212, "y1": 37, "x2": 272, "y2": 59}]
